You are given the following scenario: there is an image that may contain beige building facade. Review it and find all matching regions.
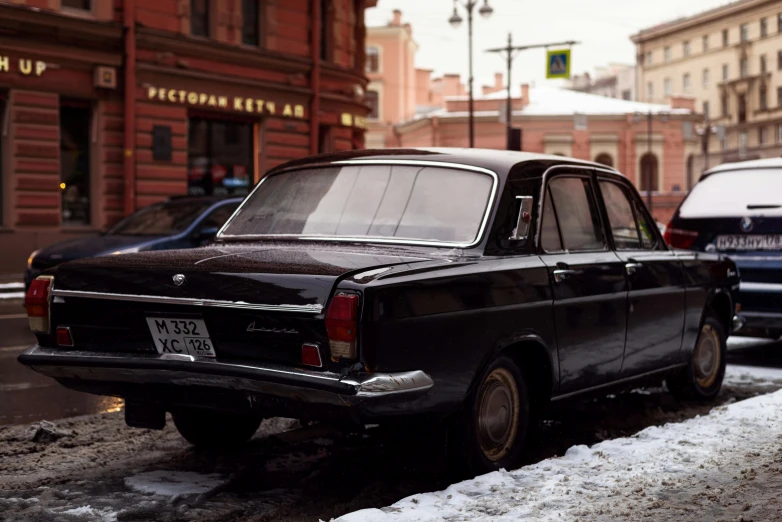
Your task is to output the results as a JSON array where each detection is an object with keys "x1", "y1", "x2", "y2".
[{"x1": 633, "y1": 0, "x2": 782, "y2": 186}]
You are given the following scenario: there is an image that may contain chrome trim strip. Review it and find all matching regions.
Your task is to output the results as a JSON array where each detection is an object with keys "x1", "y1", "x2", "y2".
[
  {"x1": 215, "y1": 159, "x2": 499, "y2": 249},
  {"x1": 550, "y1": 363, "x2": 687, "y2": 401},
  {"x1": 51, "y1": 289, "x2": 324, "y2": 314},
  {"x1": 20, "y1": 345, "x2": 434, "y2": 402},
  {"x1": 739, "y1": 282, "x2": 782, "y2": 293}
]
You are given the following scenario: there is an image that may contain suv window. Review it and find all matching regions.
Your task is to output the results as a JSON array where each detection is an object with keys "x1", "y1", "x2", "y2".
[
  {"x1": 542, "y1": 176, "x2": 605, "y2": 252},
  {"x1": 679, "y1": 168, "x2": 782, "y2": 218}
]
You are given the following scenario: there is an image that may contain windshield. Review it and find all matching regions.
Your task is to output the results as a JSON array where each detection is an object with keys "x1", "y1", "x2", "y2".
[
  {"x1": 107, "y1": 200, "x2": 215, "y2": 236},
  {"x1": 219, "y1": 164, "x2": 495, "y2": 245},
  {"x1": 680, "y1": 169, "x2": 782, "y2": 218}
]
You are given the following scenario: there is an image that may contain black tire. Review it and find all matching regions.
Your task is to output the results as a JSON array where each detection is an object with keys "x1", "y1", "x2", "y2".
[
  {"x1": 172, "y1": 409, "x2": 263, "y2": 450},
  {"x1": 667, "y1": 312, "x2": 726, "y2": 401},
  {"x1": 449, "y1": 354, "x2": 530, "y2": 474}
]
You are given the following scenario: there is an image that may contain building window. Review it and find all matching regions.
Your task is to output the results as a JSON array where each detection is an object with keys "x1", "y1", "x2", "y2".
[
  {"x1": 778, "y1": 87, "x2": 782, "y2": 107},
  {"x1": 621, "y1": 89, "x2": 631, "y2": 100},
  {"x1": 639, "y1": 153, "x2": 659, "y2": 192},
  {"x1": 739, "y1": 131, "x2": 748, "y2": 157},
  {"x1": 703, "y1": 101, "x2": 710, "y2": 119},
  {"x1": 722, "y1": 63, "x2": 729, "y2": 81},
  {"x1": 664, "y1": 78, "x2": 671, "y2": 96},
  {"x1": 190, "y1": 0, "x2": 209, "y2": 37},
  {"x1": 760, "y1": 85, "x2": 768, "y2": 110},
  {"x1": 778, "y1": 50, "x2": 782, "y2": 70},
  {"x1": 62, "y1": 0, "x2": 91, "y2": 9},
  {"x1": 595, "y1": 153, "x2": 613, "y2": 167},
  {"x1": 702, "y1": 34, "x2": 709, "y2": 52},
  {"x1": 366, "y1": 47, "x2": 379, "y2": 73},
  {"x1": 366, "y1": 90, "x2": 379, "y2": 119},
  {"x1": 683, "y1": 73, "x2": 691, "y2": 92},
  {"x1": 187, "y1": 118, "x2": 253, "y2": 197},
  {"x1": 722, "y1": 29, "x2": 729, "y2": 47},
  {"x1": 647, "y1": 82, "x2": 653, "y2": 99},
  {"x1": 779, "y1": 13, "x2": 782, "y2": 33},
  {"x1": 683, "y1": 40, "x2": 690, "y2": 57},
  {"x1": 722, "y1": 93, "x2": 729, "y2": 116},
  {"x1": 777, "y1": 123, "x2": 782, "y2": 143},
  {"x1": 702, "y1": 68, "x2": 709, "y2": 88},
  {"x1": 738, "y1": 93, "x2": 747, "y2": 123},
  {"x1": 60, "y1": 101, "x2": 91, "y2": 226},
  {"x1": 740, "y1": 57, "x2": 749, "y2": 78},
  {"x1": 646, "y1": 51, "x2": 652, "y2": 66},
  {"x1": 759, "y1": 126, "x2": 768, "y2": 145},
  {"x1": 761, "y1": 17, "x2": 768, "y2": 37},
  {"x1": 664, "y1": 46, "x2": 671, "y2": 62},
  {"x1": 242, "y1": 0, "x2": 260, "y2": 46},
  {"x1": 683, "y1": 121, "x2": 694, "y2": 139},
  {"x1": 740, "y1": 23, "x2": 749, "y2": 42},
  {"x1": 320, "y1": 0, "x2": 330, "y2": 61},
  {"x1": 760, "y1": 54, "x2": 767, "y2": 74}
]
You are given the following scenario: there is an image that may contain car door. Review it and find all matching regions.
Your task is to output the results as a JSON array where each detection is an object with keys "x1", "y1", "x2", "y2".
[
  {"x1": 538, "y1": 170, "x2": 629, "y2": 394},
  {"x1": 596, "y1": 177, "x2": 686, "y2": 375}
]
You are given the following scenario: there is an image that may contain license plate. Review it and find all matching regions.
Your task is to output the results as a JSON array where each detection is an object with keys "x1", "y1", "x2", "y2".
[
  {"x1": 715, "y1": 235, "x2": 782, "y2": 251},
  {"x1": 145, "y1": 317, "x2": 216, "y2": 358}
]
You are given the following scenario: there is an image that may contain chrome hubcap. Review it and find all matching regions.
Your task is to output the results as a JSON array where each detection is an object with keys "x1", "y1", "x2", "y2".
[
  {"x1": 693, "y1": 324, "x2": 720, "y2": 388},
  {"x1": 477, "y1": 368, "x2": 519, "y2": 462}
]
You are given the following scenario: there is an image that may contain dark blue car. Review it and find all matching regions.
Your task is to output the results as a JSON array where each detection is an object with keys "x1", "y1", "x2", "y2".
[
  {"x1": 25, "y1": 196, "x2": 241, "y2": 290},
  {"x1": 665, "y1": 157, "x2": 782, "y2": 339}
]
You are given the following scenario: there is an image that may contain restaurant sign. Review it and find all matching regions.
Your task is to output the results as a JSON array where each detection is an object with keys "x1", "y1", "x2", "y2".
[
  {"x1": 340, "y1": 112, "x2": 367, "y2": 129},
  {"x1": 0, "y1": 56, "x2": 48, "y2": 76},
  {"x1": 146, "y1": 85, "x2": 305, "y2": 118}
]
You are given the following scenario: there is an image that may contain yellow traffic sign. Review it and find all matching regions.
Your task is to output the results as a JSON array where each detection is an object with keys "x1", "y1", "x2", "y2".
[{"x1": 546, "y1": 49, "x2": 571, "y2": 79}]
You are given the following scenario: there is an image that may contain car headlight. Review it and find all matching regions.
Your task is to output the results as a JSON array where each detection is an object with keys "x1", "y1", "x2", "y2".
[
  {"x1": 27, "y1": 249, "x2": 40, "y2": 270},
  {"x1": 109, "y1": 246, "x2": 142, "y2": 255}
]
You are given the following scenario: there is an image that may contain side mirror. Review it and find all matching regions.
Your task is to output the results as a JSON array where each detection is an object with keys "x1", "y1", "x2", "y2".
[
  {"x1": 508, "y1": 196, "x2": 534, "y2": 241},
  {"x1": 194, "y1": 226, "x2": 219, "y2": 240}
]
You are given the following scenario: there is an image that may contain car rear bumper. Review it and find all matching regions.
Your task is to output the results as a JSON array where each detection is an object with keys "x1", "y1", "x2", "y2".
[
  {"x1": 736, "y1": 282, "x2": 782, "y2": 330},
  {"x1": 18, "y1": 345, "x2": 435, "y2": 419}
]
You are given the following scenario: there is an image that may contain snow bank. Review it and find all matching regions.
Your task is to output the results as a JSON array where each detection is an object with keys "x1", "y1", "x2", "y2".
[
  {"x1": 124, "y1": 470, "x2": 226, "y2": 497},
  {"x1": 336, "y1": 385, "x2": 782, "y2": 522},
  {"x1": 725, "y1": 364, "x2": 782, "y2": 386}
]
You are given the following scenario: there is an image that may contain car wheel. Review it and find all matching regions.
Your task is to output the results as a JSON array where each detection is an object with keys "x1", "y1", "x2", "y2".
[
  {"x1": 172, "y1": 409, "x2": 263, "y2": 450},
  {"x1": 450, "y1": 355, "x2": 530, "y2": 474},
  {"x1": 667, "y1": 312, "x2": 726, "y2": 401}
]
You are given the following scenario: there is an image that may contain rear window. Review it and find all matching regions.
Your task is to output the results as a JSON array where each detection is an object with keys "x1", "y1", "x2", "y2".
[
  {"x1": 219, "y1": 164, "x2": 495, "y2": 246},
  {"x1": 680, "y1": 169, "x2": 782, "y2": 218}
]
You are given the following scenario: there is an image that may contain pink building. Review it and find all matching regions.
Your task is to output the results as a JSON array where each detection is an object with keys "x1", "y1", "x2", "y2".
[{"x1": 365, "y1": 13, "x2": 701, "y2": 223}]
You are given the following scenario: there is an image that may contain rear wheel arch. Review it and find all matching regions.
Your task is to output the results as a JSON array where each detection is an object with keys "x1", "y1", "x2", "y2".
[
  {"x1": 489, "y1": 337, "x2": 554, "y2": 409},
  {"x1": 706, "y1": 290, "x2": 732, "y2": 334}
]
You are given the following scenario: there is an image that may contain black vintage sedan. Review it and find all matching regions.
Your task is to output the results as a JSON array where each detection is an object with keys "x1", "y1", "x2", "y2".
[
  {"x1": 24, "y1": 196, "x2": 241, "y2": 290},
  {"x1": 20, "y1": 149, "x2": 741, "y2": 473}
]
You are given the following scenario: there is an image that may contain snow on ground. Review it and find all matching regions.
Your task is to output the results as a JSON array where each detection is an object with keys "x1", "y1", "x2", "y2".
[
  {"x1": 337, "y1": 367, "x2": 782, "y2": 522},
  {"x1": 124, "y1": 470, "x2": 227, "y2": 496},
  {"x1": 725, "y1": 364, "x2": 782, "y2": 387}
]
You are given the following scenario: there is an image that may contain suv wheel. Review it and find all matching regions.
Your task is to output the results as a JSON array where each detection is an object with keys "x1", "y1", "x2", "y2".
[
  {"x1": 450, "y1": 355, "x2": 530, "y2": 474},
  {"x1": 667, "y1": 312, "x2": 726, "y2": 401},
  {"x1": 172, "y1": 409, "x2": 263, "y2": 450}
]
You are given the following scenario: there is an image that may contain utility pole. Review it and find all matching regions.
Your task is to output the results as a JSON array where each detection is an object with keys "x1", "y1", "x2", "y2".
[
  {"x1": 633, "y1": 110, "x2": 669, "y2": 215},
  {"x1": 486, "y1": 38, "x2": 579, "y2": 150}
]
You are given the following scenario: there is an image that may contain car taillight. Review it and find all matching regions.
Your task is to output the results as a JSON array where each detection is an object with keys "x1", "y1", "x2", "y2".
[
  {"x1": 663, "y1": 225, "x2": 699, "y2": 249},
  {"x1": 325, "y1": 293, "x2": 359, "y2": 360},
  {"x1": 26, "y1": 275, "x2": 54, "y2": 333}
]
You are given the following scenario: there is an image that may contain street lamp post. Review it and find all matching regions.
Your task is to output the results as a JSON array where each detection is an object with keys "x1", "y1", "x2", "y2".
[
  {"x1": 633, "y1": 110, "x2": 669, "y2": 214},
  {"x1": 696, "y1": 118, "x2": 720, "y2": 174},
  {"x1": 449, "y1": 0, "x2": 493, "y2": 148}
]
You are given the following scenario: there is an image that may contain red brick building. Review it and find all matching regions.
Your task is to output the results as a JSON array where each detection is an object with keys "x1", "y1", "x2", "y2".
[{"x1": 0, "y1": 0, "x2": 373, "y2": 273}]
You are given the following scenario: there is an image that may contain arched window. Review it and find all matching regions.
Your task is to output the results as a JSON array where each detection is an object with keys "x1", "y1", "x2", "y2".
[
  {"x1": 639, "y1": 153, "x2": 659, "y2": 192},
  {"x1": 594, "y1": 153, "x2": 614, "y2": 167}
]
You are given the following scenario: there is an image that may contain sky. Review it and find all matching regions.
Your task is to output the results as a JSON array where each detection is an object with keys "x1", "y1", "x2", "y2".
[{"x1": 365, "y1": 0, "x2": 736, "y2": 89}]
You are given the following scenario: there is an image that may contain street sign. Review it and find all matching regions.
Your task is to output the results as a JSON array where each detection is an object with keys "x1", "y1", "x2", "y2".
[{"x1": 546, "y1": 49, "x2": 571, "y2": 79}]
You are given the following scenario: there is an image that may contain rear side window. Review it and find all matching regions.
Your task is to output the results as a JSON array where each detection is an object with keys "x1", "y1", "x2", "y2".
[
  {"x1": 542, "y1": 177, "x2": 605, "y2": 252},
  {"x1": 600, "y1": 180, "x2": 660, "y2": 250},
  {"x1": 680, "y1": 168, "x2": 782, "y2": 218}
]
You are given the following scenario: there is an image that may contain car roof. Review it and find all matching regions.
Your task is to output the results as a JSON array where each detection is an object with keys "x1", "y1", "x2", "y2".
[
  {"x1": 704, "y1": 157, "x2": 782, "y2": 176},
  {"x1": 267, "y1": 147, "x2": 619, "y2": 178},
  {"x1": 164, "y1": 195, "x2": 243, "y2": 205}
]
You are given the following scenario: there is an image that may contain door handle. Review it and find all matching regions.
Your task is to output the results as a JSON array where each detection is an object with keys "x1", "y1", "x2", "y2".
[
  {"x1": 553, "y1": 269, "x2": 578, "y2": 283},
  {"x1": 625, "y1": 262, "x2": 643, "y2": 275}
]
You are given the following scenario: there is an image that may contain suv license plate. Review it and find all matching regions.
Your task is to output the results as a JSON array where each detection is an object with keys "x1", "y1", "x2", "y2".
[
  {"x1": 145, "y1": 317, "x2": 216, "y2": 358},
  {"x1": 715, "y1": 235, "x2": 782, "y2": 251}
]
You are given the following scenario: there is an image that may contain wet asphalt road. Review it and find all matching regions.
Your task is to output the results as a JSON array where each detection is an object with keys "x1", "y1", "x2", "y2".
[
  {"x1": 0, "y1": 299, "x2": 122, "y2": 426},
  {"x1": 0, "y1": 296, "x2": 780, "y2": 427}
]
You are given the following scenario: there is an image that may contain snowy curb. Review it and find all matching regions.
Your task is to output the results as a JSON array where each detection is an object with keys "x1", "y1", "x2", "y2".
[{"x1": 336, "y1": 384, "x2": 782, "y2": 521}]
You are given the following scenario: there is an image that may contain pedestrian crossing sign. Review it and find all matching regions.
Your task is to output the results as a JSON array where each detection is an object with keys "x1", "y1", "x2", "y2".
[{"x1": 546, "y1": 49, "x2": 571, "y2": 79}]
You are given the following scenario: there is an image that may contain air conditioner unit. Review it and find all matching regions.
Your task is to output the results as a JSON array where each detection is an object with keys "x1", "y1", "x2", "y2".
[{"x1": 94, "y1": 66, "x2": 117, "y2": 89}]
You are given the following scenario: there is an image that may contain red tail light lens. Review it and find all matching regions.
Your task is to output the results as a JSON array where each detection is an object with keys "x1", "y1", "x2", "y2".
[
  {"x1": 301, "y1": 343, "x2": 322, "y2": 367},
  {"x1": 663, "y1": 226, "x2": 699, "y2": 249},
  {"x1": 56, "y1": 326, "x2": 74, "y2": 347},
  {"x1": 26, "y1": 276, "x2": 53, "y2": 333},
  {"x1": 325, "y1": 293, "x2": 359, "y2": 360}
]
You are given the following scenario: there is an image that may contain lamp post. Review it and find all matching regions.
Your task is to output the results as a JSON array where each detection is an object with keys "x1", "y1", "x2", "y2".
[
  {"x1": 696, "y1": 118, "x2": 721, "y2": 176},
  {"x1": 449, "y1": 0, "x2": 493, "y2": 148},
  {"x1": 633, "y1": 110, "x2": 670, "y2": 214}
]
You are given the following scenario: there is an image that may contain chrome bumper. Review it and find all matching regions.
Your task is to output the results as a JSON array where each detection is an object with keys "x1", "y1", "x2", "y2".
[
  {"x1": 18, "y1": 345, "x2": 434, "y2": 407},
  {"x1": 732, "y1": 315, "x2": 745, "y2": 332}
]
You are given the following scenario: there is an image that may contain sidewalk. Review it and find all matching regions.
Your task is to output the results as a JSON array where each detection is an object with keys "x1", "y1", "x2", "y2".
[{"x1": 338, "y1": 366, "x2": 782, "y2": 522}]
